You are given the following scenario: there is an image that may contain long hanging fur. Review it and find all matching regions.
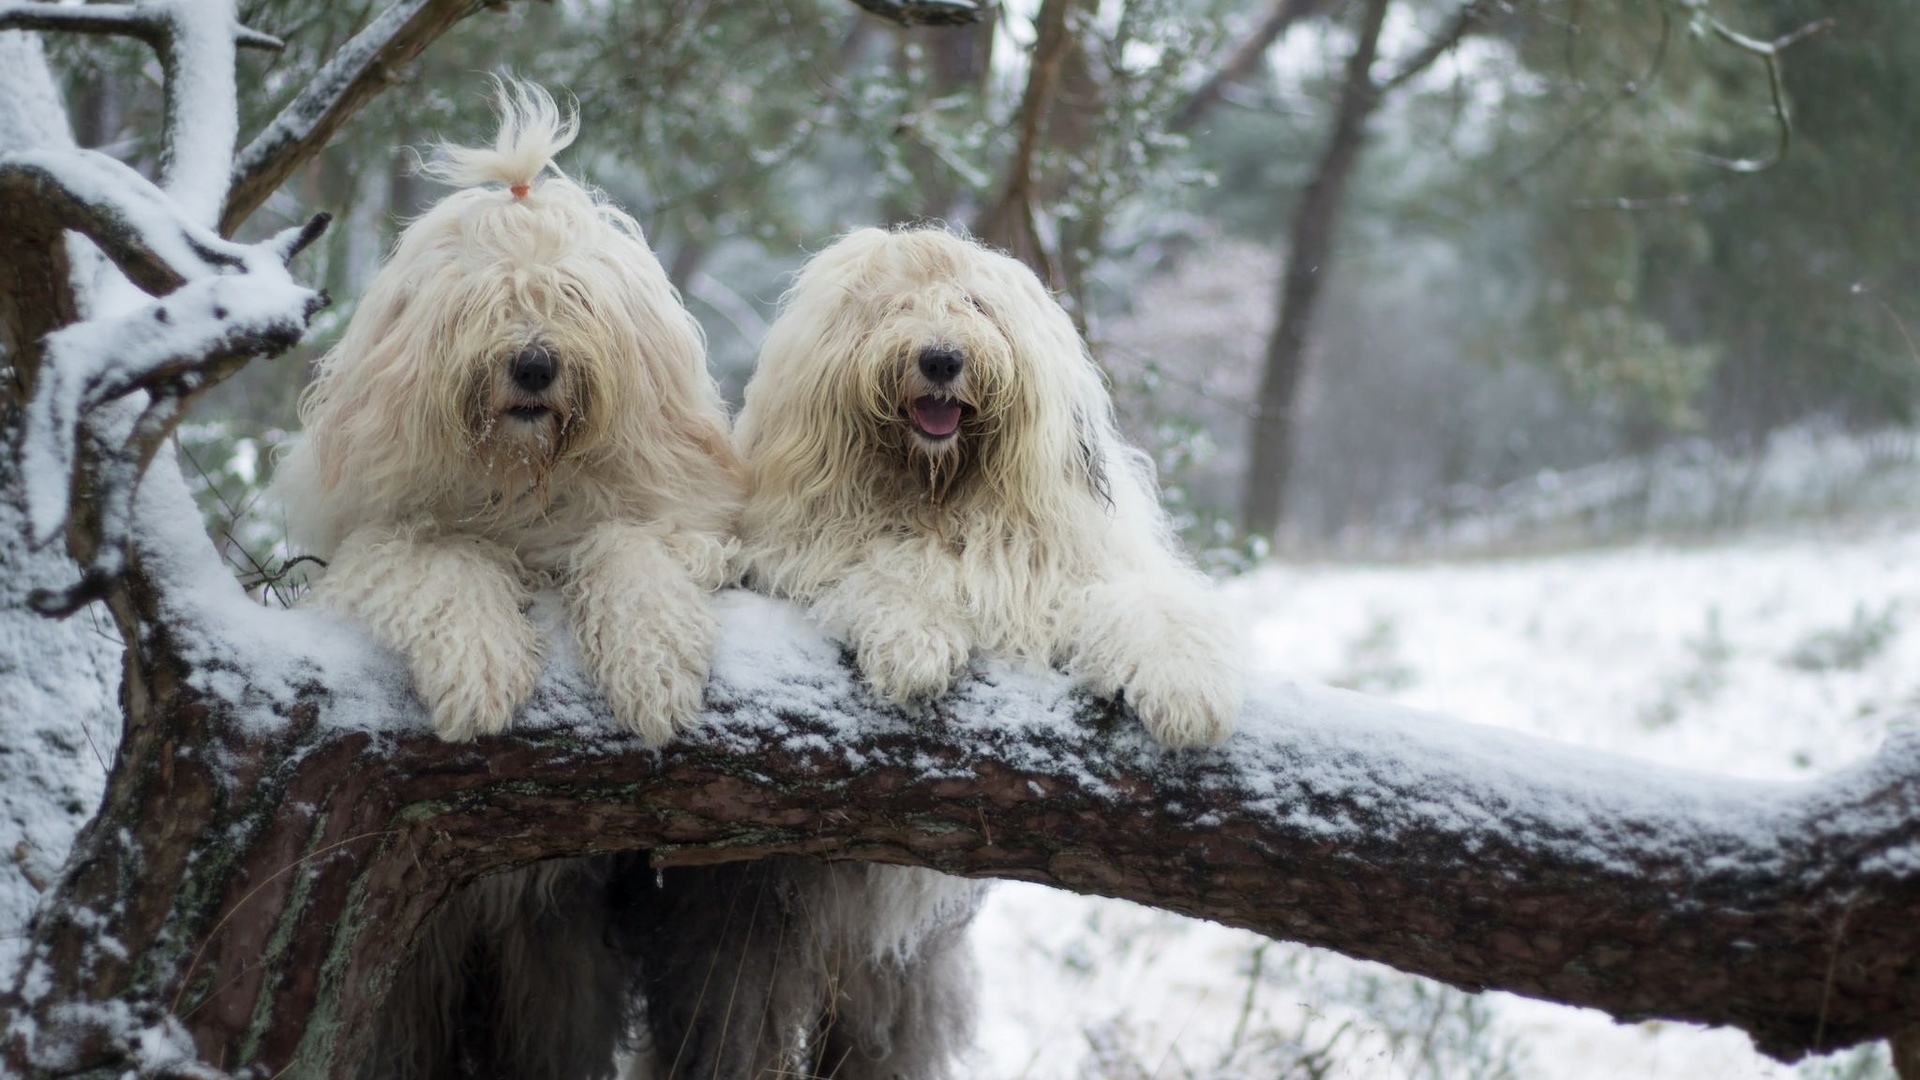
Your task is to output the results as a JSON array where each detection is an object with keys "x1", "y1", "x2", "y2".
[
  {"x1": 634, "y1": 228, "x2": 1243, "y2": 1080},
  {"x1": 362, "y1": 859, "x2": 649, "y2": 1080},
  {"x1": 734, "y1": 226, "x2": 1242, "y2": 746},
  {"x1": 628, "y1": 860, "x2": 985, "y2": 1080},
  {"x1": 268, "y1": 81, "x2": 740, "y2": 1080}
]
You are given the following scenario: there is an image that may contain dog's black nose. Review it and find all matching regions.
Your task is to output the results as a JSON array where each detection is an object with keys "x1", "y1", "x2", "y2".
[
  {"x1": 918, "y1": 346, "x2": 964, "y2": 385},
  {"x1": 510, "y1": 345, "x2": 556, "y2": 393}
]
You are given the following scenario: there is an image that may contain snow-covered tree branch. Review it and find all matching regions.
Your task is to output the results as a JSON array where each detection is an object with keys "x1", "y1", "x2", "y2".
[{"x1": 222, "y1": 0, "x2": 520, "y2": 236}]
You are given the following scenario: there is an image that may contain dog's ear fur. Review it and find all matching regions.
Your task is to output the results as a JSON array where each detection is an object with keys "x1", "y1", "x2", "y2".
[{"x1": 1074, "y1": 404, "x2": 1113, "y2": 510}]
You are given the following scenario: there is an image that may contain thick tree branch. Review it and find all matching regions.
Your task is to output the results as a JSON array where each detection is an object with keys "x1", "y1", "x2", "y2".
[
  {"x1": 7, "y1": 579, "x2": 1918, "y2": 1077},
  {"x1": 222, "y1": 0, "x2": 522, "y2": 236},
  {"x1": 0, "y1": 150, "x2": 326, "y2": 617},
  {"x1": 975, "y1": 0, "x2": 1075, "y2": 286}
]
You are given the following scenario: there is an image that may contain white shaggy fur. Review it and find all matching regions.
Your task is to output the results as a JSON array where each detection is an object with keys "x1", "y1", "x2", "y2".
[
  {"x1": 273, "y1": 80, "x2": 740, "y2": 743},
  {"x1": 736, "y1": 226, "x2": 1243, "y2": 747}
]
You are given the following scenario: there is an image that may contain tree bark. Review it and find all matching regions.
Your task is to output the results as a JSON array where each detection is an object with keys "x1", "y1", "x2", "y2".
[
  {"x1": 1241, "y1": 0, "x2": 1389, "y2": 540},
  {"x1": 1239, "y1": 0, "x2": 1486, "y2": 540}
]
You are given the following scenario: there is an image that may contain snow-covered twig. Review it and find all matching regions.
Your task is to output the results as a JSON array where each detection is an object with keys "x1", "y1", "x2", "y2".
[
  {"x1": 0, "y1": 150, "x2": 327, "y2": 615},
  {"x1": 0, "y1": 2, "x2": 284, "y2": 53},
  {"x1": 1680, "y1": 15, "x2": 1834, "y2": 175},
  {"x1": 0, "y1": 0, "x2": 273, "y2": 229},
  {"x1": 223, "y1": 0, "x2": 512, "y2": 235}
]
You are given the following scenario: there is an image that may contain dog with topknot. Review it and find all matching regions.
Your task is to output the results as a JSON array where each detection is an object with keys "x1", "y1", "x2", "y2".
[
  {"x1": 275, "y1": 80, "x2": 739, "y2": 746},
  {"x1": 271, "y1": 81, "x2": 739, "y2": 1080}
]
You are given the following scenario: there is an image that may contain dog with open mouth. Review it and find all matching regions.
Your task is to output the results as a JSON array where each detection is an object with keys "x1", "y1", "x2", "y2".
[
  {"x1": 633, "y1": 226, "x2": 1243, "y2": 1080},
  {"x1": 736, "y1": 225, "x2": 1243, "y2": 746}
]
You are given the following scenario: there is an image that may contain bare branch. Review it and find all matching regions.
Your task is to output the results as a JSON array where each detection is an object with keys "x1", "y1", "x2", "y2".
[
  {"x1": 1379, "y1": 0, "x2": 1490, "y2": 94},
  {"x1": 1563, "y1": 14, "x2": 1831, "y2": 209},
  {"x1": 1171, "y1": 0, "x2": 1334, "y2": 132},
  {"x1": 0, "y1": 3, "x2": 283, "y2": 52},
  {"x1": 844, "y1": 0, "x2": 988, "y2": 27},
  {"x1": 975, "y1": 0, "x2": 1075, "y2": 285},
  {"x1": 1681, "y1": 16, "x2": 1834, "y2": 174},
  {"x1": 1503, "y1": 5, "x2": 1672, "y2": 188},
  {"x1": 223, "y1": 0, "x2": 519, "y2": 236}
]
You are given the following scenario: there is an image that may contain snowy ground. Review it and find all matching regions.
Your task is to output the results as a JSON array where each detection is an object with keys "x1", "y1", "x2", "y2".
[{"x1": 973, "y1": 520, "x2": 1918, "y2": 1079}]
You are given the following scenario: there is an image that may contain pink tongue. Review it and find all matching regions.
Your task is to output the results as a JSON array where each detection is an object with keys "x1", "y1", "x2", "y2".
[{"x1": 913, "y1": 397, "x2": 962, "y2": 436}]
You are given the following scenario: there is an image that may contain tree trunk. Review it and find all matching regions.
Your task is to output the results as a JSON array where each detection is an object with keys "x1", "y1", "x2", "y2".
[{"x1": 1241, "y1": 0, "x2": 1389, "y2": 541}]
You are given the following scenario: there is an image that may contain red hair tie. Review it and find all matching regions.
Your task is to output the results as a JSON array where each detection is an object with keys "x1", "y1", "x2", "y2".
[{"x1": 510, "y1": 182, "x2": 531, "y2": 198}]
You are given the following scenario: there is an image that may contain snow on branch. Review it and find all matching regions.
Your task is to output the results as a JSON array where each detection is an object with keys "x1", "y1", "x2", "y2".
[
  {"x1": 223, "y1": 0, "x2": 515, "y2": 236},
  {"x1": 0, "y1": 2, "x2": 284, "y2": 53},
  {"x1": 0, "y1": 149, "x2": 326, "y2": 615},
  {"x1": 58, "y1": 583, "x2": 1914, "y2": 1075}
]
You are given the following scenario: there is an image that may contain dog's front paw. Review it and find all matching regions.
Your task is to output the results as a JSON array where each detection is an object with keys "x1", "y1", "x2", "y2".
[
  {"x1": 597, "y1": 644, "x2": 709, "y2": 746},
  {"x1": 858, "y1": 623, "x2": 970, "y2": 705},
  {"x1": 574, "y1": 581, "x2": 718, "y2": 745},
  {"x1": 1123, "y1": 654, "x2": 1241, "y2": 749},
  {"x1": 410, "y1": 624, "x2": 543, "y2": 742}
]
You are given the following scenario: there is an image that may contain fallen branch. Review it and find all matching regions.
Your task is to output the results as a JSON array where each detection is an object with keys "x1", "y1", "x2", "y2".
[{"x1": 5, "y1": 574, "x2": 1916, "y2": 1076}]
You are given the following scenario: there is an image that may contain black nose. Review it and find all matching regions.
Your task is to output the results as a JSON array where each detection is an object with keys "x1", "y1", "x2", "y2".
[
  {"x1": 918, "y1": 346, "x2": 964, "y2": 385},
  {"x1": 510, "y1": 345, "x2": 556, "y2": 393}
]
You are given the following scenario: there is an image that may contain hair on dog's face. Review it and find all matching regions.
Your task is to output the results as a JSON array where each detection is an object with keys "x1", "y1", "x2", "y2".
[
  {"x1": 845, "y1": 244, "x2": 1018, "y2": 501},
  {"x1": 743, "y1": 227, "x2": 1107, "y2": 513},
  {"x1": 282, "y1": 85, "x2": 727, "y2": 550}
]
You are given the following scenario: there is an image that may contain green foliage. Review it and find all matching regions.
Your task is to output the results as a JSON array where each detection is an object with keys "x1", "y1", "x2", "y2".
[
  {"x1": 1555, "y1": 304, "x2": 1718, "y2": 431},
  {"x1": 1486, "y1": 0, "x2": 1920, "y2": 437}
]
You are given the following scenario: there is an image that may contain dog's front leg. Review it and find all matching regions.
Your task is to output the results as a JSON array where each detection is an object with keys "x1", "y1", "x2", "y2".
[
  {"x1": 1066, "y1": 574, "x2": 1243, "y2": 749},
  {"x1": 312, "y1": 525, "x2": 541, "y2": 741},
  {"x1": 811, "y1": 544, "x2": 972, "y2": 705},
  {"x1": 564, "y1": 522, "x2": 720, "y2": 744}
]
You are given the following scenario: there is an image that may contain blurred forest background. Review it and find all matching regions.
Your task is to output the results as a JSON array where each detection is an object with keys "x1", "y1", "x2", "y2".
[
  {"x1": 28, "y1": 1, "x2": 1920, "y2": 1077},
  {"x1": 46, "y1": 0, "x2": 1920, "y2": 571}
]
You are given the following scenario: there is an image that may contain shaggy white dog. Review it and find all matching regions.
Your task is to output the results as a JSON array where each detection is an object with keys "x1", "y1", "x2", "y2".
[
  {"x1": 271, "y1": 81, "x2": 742, "y2": 1080},
  {"x1": 273, "y1": 81, "x2": 739, "y2": 745},
  {"x1": 654, "y1": 226, "x2": 1244, "y2": 1080},
  {"x1": 736, "y1": 226, "x2": 1243, "y2": 747}
]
